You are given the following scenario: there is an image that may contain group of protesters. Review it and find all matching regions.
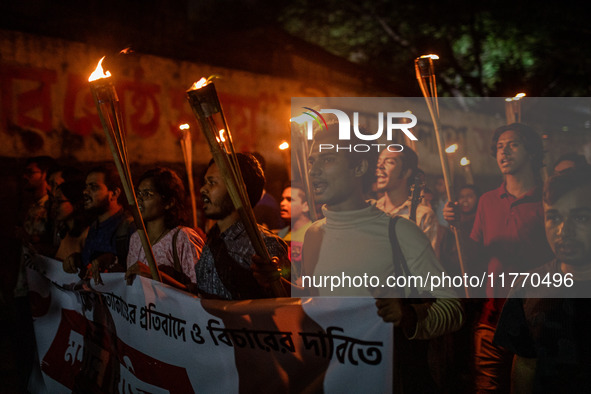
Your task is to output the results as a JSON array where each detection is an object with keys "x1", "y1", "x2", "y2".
[{"x1": 7, "y1": 118, "x2": 591, "y2": 393}]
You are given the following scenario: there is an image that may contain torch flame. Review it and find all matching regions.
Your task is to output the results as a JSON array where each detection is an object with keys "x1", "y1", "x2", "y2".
[
  {"x1": 190, "y1": 78, "x2": 208, "y2": 90},
  {"x1": 445, "y1": 144, "x2": 458, "y2": 153},
  {"x1": 279, "y1": 141, "x2": 289, "y2": 150},
  {"x1": 506, "y1": 92, "x2": 526, "y2": 102},
  {"x1": 179, "y1": 124, "x2": 190, "y2": 130},
  {"x1": 219, "y1": 129, "x2": 226, "y2": 142},
  {"x1": 460, "y1": 157, "x2": 470, "y2": 166},
  {"x1": 420, "y1": 54, "x2": 439, "y2": 60},
  {"x1": 88, "y1": 56, "x2": 111, "y2": 82}
]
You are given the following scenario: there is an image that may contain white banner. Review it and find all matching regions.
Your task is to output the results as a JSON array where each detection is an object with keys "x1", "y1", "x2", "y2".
[{"x1": 27, "y1": 255, "x2": 393, "y2": 393}]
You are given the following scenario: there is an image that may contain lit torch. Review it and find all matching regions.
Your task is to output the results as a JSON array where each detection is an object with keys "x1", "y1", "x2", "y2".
[
  {"x1": 186, "y1": 77, "x2": 287, "y2": 297},
  {"x1": 505, "y1": 93, "x2": 526, "y2": 124},
  {"x1": 88, "y1": 56, "x2": 161, "y2": 283},
  {"x1": 179, "y1": 123, "x2": 198, "y2": 229},
  {"x1": 445, "y1": 143, "x2": 458, "y2": 187},
  {"x1": 279, "y1": 141, "x2": 291, "y2": 182},
  {"x1": 445, "y1": 143, "x2": 458, "y2": 154},
  {"x1": 415, "y1": 54, "x2": 469, "y2": 297},
  {"x1": 460, "y1": 157, "x2": 475, "y2": 184}
]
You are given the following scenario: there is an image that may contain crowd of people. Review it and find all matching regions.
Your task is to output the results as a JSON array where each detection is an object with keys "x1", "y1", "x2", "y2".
[{"x1": 5, "y1": 120, "x2": 591, "y2": 393}]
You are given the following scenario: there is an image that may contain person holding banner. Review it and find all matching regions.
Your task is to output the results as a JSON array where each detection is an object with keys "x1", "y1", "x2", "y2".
[
  {"x1": 81, "y1": 164, "x2": 136, "y2": 281},
  {"x1": 196, "y1": 153, "x2": 290, "y2": 300},
  {"x1": 13, "y1": 155, "x2": 56, "y2": 391},
  {"x1": 254, "y1": 121, "x2": 463, "y2": 392},
  {"x1": 300, "y1": 122, "x2": 462, "y2": 331},
  {"x1": 125, "y1": 167, "x2": 204, "y2": 288}
]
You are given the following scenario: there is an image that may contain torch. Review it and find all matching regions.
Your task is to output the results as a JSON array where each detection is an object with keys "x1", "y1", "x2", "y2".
[
  {"x1": 445, "y1": 143, "x2": 458, "y2": 188},
  {"x1": 179, "y1": 123, "x2": 199, "y2": 229},
  {"x1": 415, "y1": 54, "x2": 469, "y2": 297},
  {"x1": 290, "y1": 115, "x2": 319, "y2": 222},
  {"x1": 505, "y1": 93, "x2": 525, "y2": 124},
  {"x1": 88, "y1": 57, "x2": 161, "y2": 282},
  {"x1": 279, "y1": 140, "x2": 291, "y2": 183},
  {"x1": 460, "y1": 157, "x2": 475, "y2": 184},
  {"x1": 186, "y1": 77, "x2": 287, "y2": 297}
]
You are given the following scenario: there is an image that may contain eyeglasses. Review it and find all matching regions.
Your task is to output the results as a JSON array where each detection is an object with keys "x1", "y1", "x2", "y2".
[{"x1": 136, "y1": 189, "x2": 157, "y2": 200}]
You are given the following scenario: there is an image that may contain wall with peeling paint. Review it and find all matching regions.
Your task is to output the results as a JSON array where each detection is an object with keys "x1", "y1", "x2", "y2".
[{"x1": 0, "y1": 30, "x2": 393, "y2": 168}]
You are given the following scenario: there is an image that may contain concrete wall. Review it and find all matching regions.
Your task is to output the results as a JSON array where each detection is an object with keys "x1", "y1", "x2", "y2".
[
  {"x1": 0, "y1": 30, "x2": 372, "y2": 168},
  {"x1": 3, "y1": 29, "x2": 589, "y2": 188}
]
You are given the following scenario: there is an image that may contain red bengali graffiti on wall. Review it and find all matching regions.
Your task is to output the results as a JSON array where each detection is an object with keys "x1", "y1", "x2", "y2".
[{"x1": 0, "y1": 62, "x2": 284, "y2": 157}]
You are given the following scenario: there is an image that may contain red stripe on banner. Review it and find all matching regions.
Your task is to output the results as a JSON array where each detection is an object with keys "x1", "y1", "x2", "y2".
[{"x1": 41, "y1": 306, "x2": 194, "y2": 392}]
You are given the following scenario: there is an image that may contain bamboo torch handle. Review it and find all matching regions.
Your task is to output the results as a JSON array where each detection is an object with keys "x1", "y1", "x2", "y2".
[
  {"x1": 180, "y1": 130, "x2": 199, "y2": 229},
  {"x1": 90, "y1": 81, "x2": 161, "y2": 282},
  {"x1": 414, "y1": 57, "x2": 470, "y2": 298},
  {"x1": 187, "y1": 82, "x2": 287, "y2": 297}
]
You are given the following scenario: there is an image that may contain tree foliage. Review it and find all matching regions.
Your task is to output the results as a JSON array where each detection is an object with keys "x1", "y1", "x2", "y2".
[{"x1": 278, "y1": 0, "x2": 591, "y2": 97}]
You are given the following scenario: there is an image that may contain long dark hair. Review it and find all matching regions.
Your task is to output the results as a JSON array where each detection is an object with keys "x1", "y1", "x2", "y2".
[
  {"x1": 138, "y1": 167, "x2": 189, "y2": 229},
  {"x1": 57, "y1": 180, "x2": 91, "y2": 237}
]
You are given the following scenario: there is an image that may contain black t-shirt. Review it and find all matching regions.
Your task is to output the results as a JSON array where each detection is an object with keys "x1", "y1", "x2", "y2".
[{"x1": 494, "y1": 260, "x2": 591, "y2": 392}]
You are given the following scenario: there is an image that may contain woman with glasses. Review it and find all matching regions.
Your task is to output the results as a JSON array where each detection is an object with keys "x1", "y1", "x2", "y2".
[
  {"x1": 54, "y1": 180, "x2": 91, "y2": 273},
  {"x1": 125, "y1": 167, "x2": 204, "y2": 289}
]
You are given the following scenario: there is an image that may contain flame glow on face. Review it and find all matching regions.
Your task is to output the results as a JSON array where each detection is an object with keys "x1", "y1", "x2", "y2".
[
  {"x1": 190, "y1": 78, "x2": 208, "y2": 90},
  {"x1": 89, "y1": 56, "x2": 111, "y2": 82}
]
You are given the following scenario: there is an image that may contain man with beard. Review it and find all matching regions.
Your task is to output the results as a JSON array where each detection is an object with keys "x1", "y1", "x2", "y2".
[
  {"x1": 195, "y1": 153, "x2": 289, "y2": 300},
  {"x1": 80, "y1": 164, "x2": 135, "y2": 279},
  {"x1": 11, "y1": 156, "x2": 55, "y2": 391},
  {"x1": 14, "y1": 155, "x2": 56, "y2": 298},
  {"x1": 494, "y1": 166, "x2": 591, "y2": 393},
  {"x1": 17, "y1": 156, "x2": 56, "y2": 255},
  {"x1": 373, "y1": 146, "x2": 438, "y2": 250}
]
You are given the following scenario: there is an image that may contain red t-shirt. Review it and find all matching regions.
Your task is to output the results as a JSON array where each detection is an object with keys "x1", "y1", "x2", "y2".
[{"x1": 470, "y1": 183, "x2": 554, "y2": 326}]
